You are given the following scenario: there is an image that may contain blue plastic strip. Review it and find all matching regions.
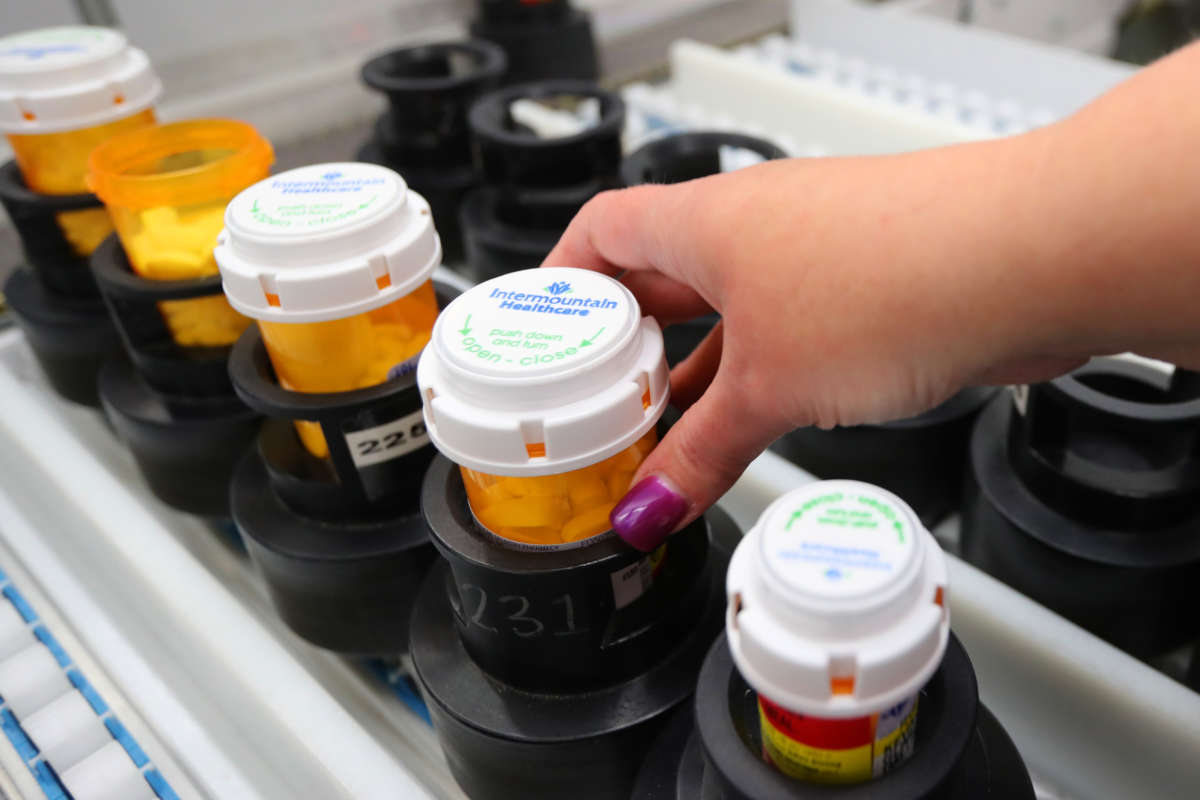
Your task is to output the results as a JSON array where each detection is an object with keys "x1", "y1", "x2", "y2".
[
  {"x1": 145, "y1": 768, "x2": 182, "y2": 800},
  {"x1": 1, "y1": 709, "x2": 38, "y2": 761},
  {"x1": 67, "y1": 669, "x2": 109, "y2": 716},
  {"x1": 0, "y1": 565, "x2": 180, "y2": 800},
  {"x1": 365, "y1": 660, "x2": 432, "y2": 726},
  {"x1": 3, "y1": 585, "x2": 37, "y2": 623},
  {"x1": 105, "y1": 717, "x2": 149, "y2": 768},
  {"x1": 33, "y1": 626, "x2": 71, "y2": 668},
  {"x1": 32, "y1": 761, "x2": 68, "y2": 800}
]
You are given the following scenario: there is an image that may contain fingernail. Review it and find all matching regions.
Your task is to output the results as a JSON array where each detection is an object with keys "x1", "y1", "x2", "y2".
[{"x1": 610, "y1": 475, "x2": 690, "y2": 552}]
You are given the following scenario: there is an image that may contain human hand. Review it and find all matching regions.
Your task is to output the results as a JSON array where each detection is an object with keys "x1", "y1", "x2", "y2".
[{"x1": 543, "y1": 144, "x2": 1086, "y2": 551}]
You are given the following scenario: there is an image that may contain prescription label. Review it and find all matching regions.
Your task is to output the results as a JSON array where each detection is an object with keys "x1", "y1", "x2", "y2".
[
  {"x1": 759, "y1": 694, "x2": 918, "y2": 784},
  {"x1": 610, "y1": 544, "x2": 667, "y2": 609}
]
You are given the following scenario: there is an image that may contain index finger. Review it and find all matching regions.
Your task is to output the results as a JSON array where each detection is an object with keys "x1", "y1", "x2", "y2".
[{"x1": 541, "y1": 184, "x2": 689, "y2": 280}]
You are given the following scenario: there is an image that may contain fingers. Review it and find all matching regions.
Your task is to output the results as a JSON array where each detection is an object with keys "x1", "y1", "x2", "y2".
[
  {"x1": 668, "y1": 320, "x2": 723, "y2": 410},
  {"x1": 974, "y1": 355, "x2": 1089, "y2": 385},
  {"x1": 620, "y1": 270, "x2": 715, "y2": 325},
  {"x1": 610, "y1": 366, "x2": 777, "y2": 551},
  {"x1": 541, "y1": 183, "x2": 707, "y2": 288}
]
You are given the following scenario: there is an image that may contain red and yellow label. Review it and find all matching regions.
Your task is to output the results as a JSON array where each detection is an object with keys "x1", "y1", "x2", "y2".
[{"x1": 758, "y1": 694, "x2": 918, "y2": 784}]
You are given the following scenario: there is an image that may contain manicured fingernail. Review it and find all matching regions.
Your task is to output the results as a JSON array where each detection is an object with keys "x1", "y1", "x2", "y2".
[{"x1": 610, "y1": 475, "x2": 689, "y2": 552}]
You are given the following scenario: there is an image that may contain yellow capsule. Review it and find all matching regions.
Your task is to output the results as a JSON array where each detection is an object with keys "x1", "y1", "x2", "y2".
[
  {"x1": 608, "y1": 469, "x2": 635, "y2": 503},
  {"x1": 569, "y1": 478, "x2": 610, "y2": 513},
  {"x1": 561, "y1": 504, "x2": 616, "y2": 543},
  {"x1": 461, "y1": 429, "x2": 659, "y2": 547},
  {"x1": 475, "y1": 496, "x2": 572, "y2": 532}
]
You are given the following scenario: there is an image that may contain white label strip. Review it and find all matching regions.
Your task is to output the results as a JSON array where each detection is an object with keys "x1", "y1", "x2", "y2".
[{"x1": 344, "y1": 410, "x2": 429, "y2": 468}]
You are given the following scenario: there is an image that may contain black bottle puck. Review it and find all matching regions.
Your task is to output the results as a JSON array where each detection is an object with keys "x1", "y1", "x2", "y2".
[
  {"x1": 90, "y1": 235, "x2": 235, "y2": 397},
  {"x1": 99, "y1": 357, "x2": 260, "y2": 519},
  {"x1": 227, "y1": 281, "x2": 460, "y2": 654},
  {"x1": 631, "y1": 633, "x2": 1034, "y2": 799},
  {"x1": 359, "y1": 40, "x2": 507, "y2": 263},
  {"x1": 460, "y1": 81, "x2": 624, "y2": 282},
  {"x1": 230, "y1": 438, "x2": 435, "y2": 655},
  {"x1": 92, "y1": 234, "x2": 261, "y2": 518},
  {"x1": 3, "y1": 268, "x2": 120, "y2": 407},
  {"x1": 469, "y1": 0, "x2": 597, "y2": 85},
  {"x1": 0, "y1": 161, "x2": 104, "y2": 298},
  {"x1": 620, "y1": 131, "x2": 787, "y2": 188},
  {"x1": 619, "y1": 132, "x2": 788, "y2": 368},
  {"x1": 961, "y1": 358, "x2": 1200, "y2": 657},
  {"x1": 410, "y1": 453, "x2": 738, "y2": 799},
  {"x1": 773, "y1": 388, "x2": 997, "y2": 527}
]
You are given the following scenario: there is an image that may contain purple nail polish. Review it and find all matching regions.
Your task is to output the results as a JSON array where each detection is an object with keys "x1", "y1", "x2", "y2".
[{"x1": 610, "y1": 475, "x2": 690, "y2": 552}]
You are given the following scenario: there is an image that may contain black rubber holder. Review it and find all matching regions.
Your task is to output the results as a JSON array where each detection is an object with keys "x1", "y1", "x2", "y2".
[
  {"x1": 3, "y1": 268, "x2": 120, "y2": 407},
  {"x1": 410, "y1": 453, "x2": 738, "y2": 800},
  {"x1": 227, "y1": 281, "x2": 460, "y2": 654},
  {"x1": 92, "y1": 234, "x2": 261, "y2": 518},
  {"x1": 773, "y1": 389, "x2": 997, "y2": 528},
  {"x1": 99, "y1": 357, "x2": 261, "y2": 518},
  {"x1": 631, "y1": 633, "x2": 1034, "y2": 800},
  {"x1": 359, "y1": 39, "x2": 507, "y2": 263},
  {"x1": 461, "y1": 81, "x2": 624, "y2": 282},
  {"x1": 469, "y1": 0, "x2": 597, "y2": 85},
  {"x1": 961, "y1": 359, "x2": 1200, "y2": 658},
  {"x1": 0, "y1": 160, "x2": 104, "y2": 297},
  {"x1": 90, "y1": 234, "x2": 235, "y2": 397},
  {"x1": 230, "y1": 440, "x2": 436, "y2": 655},
  {"x1": 620, "y1": 132, "x2": 789, "y2": 368}
]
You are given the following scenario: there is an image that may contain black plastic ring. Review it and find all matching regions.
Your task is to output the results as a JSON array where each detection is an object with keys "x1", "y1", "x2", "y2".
[
  {"x1": 362, "y1": 39, "x2": 507, "y2": 96},
  {"x1": 468, "y1": 80, "x2": 624, "y2": 189},
  {"x1": 621, "y1": 131, "x2": 788, "y2": 187},
  {"x1": 0, "y1": 160, "x2": 101, "y2": 212},
  {"x1": 90, "y1": 234, "x2": 223, "y2": 301}
]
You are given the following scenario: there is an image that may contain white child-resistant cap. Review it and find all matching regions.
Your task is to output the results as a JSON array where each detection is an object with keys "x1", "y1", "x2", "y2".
[
  {"x1": 0, "y1": 27, "x2": 161, "y2": 134},
  {"x1": 727, "y1": 480, "x2": 949, "y2": 718},
  {"x1": 214, "y1": 162, "x2": 441, "y2": 324},
  {"x1": 417, "y1": 267, "x2": 669, "y2": 476}
]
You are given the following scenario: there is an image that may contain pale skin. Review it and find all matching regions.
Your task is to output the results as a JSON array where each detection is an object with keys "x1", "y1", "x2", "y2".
[{"x1": 544, "y1": 41, "x2": 1200, "y2": 535}]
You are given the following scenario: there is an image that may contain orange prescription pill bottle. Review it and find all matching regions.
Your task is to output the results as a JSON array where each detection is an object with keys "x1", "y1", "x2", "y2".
[
  {"x1": 418, "y1": 267, "x2": 669, "y2": 547},
  {"x1": 725, "y1": 480, "x2": 950, "y2": 784},
  {"x1": 0, "y1": 26, "x2": 160, "y2": 255},
  {"x1": 88, "y1": 119, "x2": 274, "y2": 347},
  {"x1": 215, "y1": 163, "x2": 441, "y2": 459}
]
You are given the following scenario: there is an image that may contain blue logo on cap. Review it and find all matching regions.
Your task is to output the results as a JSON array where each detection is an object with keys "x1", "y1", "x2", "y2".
[
  {"x1": 545, "y1": 281, "x2": 572, "y2": 296},
  {"x1": 322, "y1": 171, "x2": 343, "y2": 181}
]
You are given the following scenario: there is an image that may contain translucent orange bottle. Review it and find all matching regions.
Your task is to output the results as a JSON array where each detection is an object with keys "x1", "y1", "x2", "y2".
[
  {"x1": 87, "y1": 119, "x2": 274, "y2": 347},
  {"x1": 214, "y1": 163, "x2": 442, "y2": 459},
  {"x1": 0, "y1": 26, "x2": 161, "y2": 255},
  {"x1": 418, "y1": 267, "x2": 670, "y2": 547}
]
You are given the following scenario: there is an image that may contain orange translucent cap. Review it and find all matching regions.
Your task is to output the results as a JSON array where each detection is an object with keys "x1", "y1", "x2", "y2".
[{"x1": 87, "y1": 119, "x2": 274, "y2": 209}]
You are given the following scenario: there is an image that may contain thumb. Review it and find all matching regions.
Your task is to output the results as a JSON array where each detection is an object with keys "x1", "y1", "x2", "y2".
[{"x1": 610, "y1": 370, "x2": 775, "y2": 551}]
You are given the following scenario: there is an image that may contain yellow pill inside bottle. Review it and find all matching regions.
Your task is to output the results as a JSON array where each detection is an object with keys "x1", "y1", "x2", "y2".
[
  {"x1": 419, "y1": 267, "x2": 670, "y2": 549},
  {"x1": 215, "y1": 162, "x2": 444, "y2": 460},
  {"x1": 88, "y1": 119, "x2": 274, "y2": 347},
  {"x1": 461, "y1": 428, "x2": 658, "y2": 546},
  {"x1": 0, "y1": 26, "x2": 162, "y2": 256}
]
